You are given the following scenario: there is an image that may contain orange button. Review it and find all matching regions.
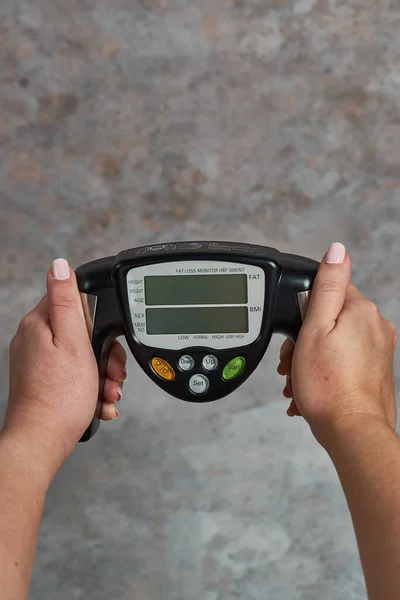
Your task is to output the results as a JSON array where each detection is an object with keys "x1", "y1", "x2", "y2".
[{"x1": 151, "y1": 357, "x2": 176, "y2": 381}]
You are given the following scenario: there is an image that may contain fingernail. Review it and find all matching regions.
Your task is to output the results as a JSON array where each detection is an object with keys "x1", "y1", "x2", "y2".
[
  {"x1": 116, "y1": 386, "x2": 123, "y2": 401},
  {"x1": 52, "y1": 258, "x2": 71, "y2": 280},
  {"x1": 122, "y1": 367, "x2": 127, "y2": 379},
  {"x1": 325, "y1": 242, "x2": 346, "y2": 264},
  {"x1": 287, "y1": 407, "x2": 295, "y2": 417},
  {"x1": 113, "y1": 405, "x2": 120, "y2": 419}
]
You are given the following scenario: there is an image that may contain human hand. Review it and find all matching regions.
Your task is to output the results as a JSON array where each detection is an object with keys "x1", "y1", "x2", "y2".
[
  {"x1": 5, "y1": 259, "x2": 127, "y2": 480},
  {"x1": 277, "y1": 243, "x2": 397, "y2": 448}
]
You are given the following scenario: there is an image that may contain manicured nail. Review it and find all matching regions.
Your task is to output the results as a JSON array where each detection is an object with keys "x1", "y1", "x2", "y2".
[
  {"x1": 116, "y1": 386, "x2": 123, "y2": 401},
  {"x1": 52, "y1": 258, "x2": 71, "y2": 280},
  {"x1": 287, "y1": 407, "x2": 295, "y2": 417},
  {"x1": 325, "y1": 242, "x2": 346, "y2": 264},
  {"x1": 113, "y1": 405, "x2": 120, "y2": 419}
]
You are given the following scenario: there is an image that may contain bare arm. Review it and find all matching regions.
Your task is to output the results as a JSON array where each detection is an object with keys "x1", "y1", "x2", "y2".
[
  {"x1": 0, "y1": 433, "x2": 50, "y2": 600},
  {"x1": 325, "y1": 417, "x2": 400, "y2": 600},
  {"x1": 278, "y1": 242, "x2": 398, "y2": 599},
  {"x1": 2, "y1": 258, "x2": 127, "y2": 599}
]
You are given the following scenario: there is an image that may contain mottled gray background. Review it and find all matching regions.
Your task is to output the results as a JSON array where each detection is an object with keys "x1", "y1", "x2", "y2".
[{"x1": 1, "y1": 0, "x2": 399, "y2": 598}]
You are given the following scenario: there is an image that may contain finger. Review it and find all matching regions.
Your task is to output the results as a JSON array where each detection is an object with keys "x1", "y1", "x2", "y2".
[
  {"x1": 283, "y1": 377, "x2": 293, "y2": 398},
  {"x1": 103, "y1": 378, "x2": 123, "y2": 404},
  {"x1": 278, "y1": 338, "x2": 295, "y2": 374},
  {"x1": 107, "y1": 341, "x2": 127, "y2": 382},
  {"x1": 283, "y1": 374, "x2": 293, "y2": 396},
  {"x1": 277, "y1": 362, "x2": 289, "y2": 376},
  {"x1": 280, "y1": 337, "x2": 295, "y2": 362},
  {"x1": 304, "y1": 242, "x2": 352, "y2": 334},
  {"x1": 287, "y1": 399, "x2": 301, "y2": 417},
  {"x1": 101, "y1": 402, "x2": 120, "y2": 421},
  {"x1": 46, "y1": 259, "x2": 88, "y2": 345}
]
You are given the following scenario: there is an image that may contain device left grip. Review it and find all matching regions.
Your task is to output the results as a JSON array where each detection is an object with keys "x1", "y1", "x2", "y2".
[{"x1": 76, "y1": 257, "x2": 124, "y2": 442}]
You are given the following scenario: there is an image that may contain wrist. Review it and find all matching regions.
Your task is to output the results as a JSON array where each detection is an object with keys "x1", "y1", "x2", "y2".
[
  {"x1": 313, "y1": 413, "x2": 396, "y2": 459},
  {"x1": 0, "y1": 425, "x2": 65, "y2": 491}
]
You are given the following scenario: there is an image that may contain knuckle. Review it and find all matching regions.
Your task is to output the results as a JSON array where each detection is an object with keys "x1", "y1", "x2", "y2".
[
  {"x1": 52, "y1": 294, "x2": 77, "y2": 310},
  {"x1": 363, "y1": 299, "x2": 381, "y2": 318},
  {"x1": 9, "y1": 335, "x2": 16, "y2": 352},
  {"x1": 303, "y1": 321, "x2": 328, "y2": 340},
  {"x1": 18, "y1": 313, "x2": 36, "y2": 333},
  {"x1": 113, "y1": 341, "x2": 128, "y2": 363},
  {"x1": 317, "y1": 279, "x2": 343, "y2": 294},
  {"x1": 280, "y1": 339, "x2": 292, "y2": 360},
  {"x1": 387, "y1": 321, "x2": 398, "y2": 344},
  {"x1": 56, "y1": 337, "x2": 80, "y2": 358},
  {"x1": 53, "y1": 336, "x2": 80, "y2": 359}
]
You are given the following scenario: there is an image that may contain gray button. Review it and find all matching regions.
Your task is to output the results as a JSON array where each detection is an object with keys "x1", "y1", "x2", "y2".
[
  {"x1": 178, "y1": 355, "x2": 195, "y2": 371},
  {"x1": 202, "y1": 354, "x2": 218, "y2": 371},
  {"x1": 189, "y1": 374, "x2": 210, "y2": 395}
]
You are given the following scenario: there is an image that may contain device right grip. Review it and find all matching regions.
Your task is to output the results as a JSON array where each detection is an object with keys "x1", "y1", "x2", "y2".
[
  {"x1": 272, "y1": 255, "x2": 319, "y2": 341},
  {"x1": 76, "y1": 258, "x2": 124, "y2": 441},
  {"x1": 80, "y1": 294, "x2": 123, "y2": 441}
]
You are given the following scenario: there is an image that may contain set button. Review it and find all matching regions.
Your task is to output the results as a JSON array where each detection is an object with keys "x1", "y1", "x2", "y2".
[
  {"x1": 189, "y1": 374, "x2": 210, "y2": 395},
  {"x1": 202, "y1": 354, "x2": 218, "y2": 371},
  {"x1": 178, "y1": 355, "x2": 195, "y2": 371},
  {"x1": 151, "y1": 357, "x2": 176, "y2": 381}
]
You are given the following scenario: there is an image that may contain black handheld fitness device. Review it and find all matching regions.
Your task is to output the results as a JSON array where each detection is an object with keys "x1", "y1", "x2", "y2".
[{"x1": 76, "y1": 241, "x2": 319, "y2": 442}]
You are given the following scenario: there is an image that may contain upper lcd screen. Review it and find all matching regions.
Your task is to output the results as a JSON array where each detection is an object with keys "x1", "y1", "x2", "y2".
[{"x1": 144, "y1": 274, "x2": 248, "y2": 306}]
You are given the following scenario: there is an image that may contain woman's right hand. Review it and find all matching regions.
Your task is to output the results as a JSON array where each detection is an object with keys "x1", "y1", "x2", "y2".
[{"x1": 277, "y1": 242, "x2": 398, "y2": 449}]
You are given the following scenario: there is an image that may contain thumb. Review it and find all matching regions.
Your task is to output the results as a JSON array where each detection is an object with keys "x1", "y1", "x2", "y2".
[
  {"x1": 304, "y1": 242, "x2": 351, "y2": 333},
  {"x1": 47, "y1": 258, "x2": 88, "y2": 345}
]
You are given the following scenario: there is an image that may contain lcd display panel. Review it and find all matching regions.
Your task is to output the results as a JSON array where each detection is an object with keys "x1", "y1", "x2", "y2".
[
  {"x1": 146, "y1": 306, "x2": 249, "y2": 335},
  {"x1": 144, "y1": 274, "x2": 248, "y2": 306}
]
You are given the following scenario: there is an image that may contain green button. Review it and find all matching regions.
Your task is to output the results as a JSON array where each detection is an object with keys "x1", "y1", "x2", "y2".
[{"x1": 222, "y1": 357, "x2": 246, "y2": 381}]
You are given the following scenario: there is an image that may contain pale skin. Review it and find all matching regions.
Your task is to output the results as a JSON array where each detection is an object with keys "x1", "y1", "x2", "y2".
[{"x1": 1, "y1": 244, "x2": 398, "y2": 599}]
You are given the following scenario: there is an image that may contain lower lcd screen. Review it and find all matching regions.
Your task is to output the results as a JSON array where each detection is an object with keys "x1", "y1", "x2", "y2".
[{"x1": 146, "y1": 306, "x2": 249, "y2": 335}]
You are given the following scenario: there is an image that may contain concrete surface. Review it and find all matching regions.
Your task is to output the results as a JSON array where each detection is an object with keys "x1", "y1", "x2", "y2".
[{"x1": 1, "y1": 0, "x2": 400, "y2": 598}]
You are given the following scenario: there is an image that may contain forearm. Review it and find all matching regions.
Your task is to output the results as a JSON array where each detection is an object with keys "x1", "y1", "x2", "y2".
[
  {"x1": 323, "y1": 417, "x2": 400, "y2": 600},
  {"x1": 0, "y1": 431, "x2": 51, "y2": 600}
]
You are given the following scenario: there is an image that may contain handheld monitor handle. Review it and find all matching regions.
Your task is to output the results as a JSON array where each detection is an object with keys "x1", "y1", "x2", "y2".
[
  {"x1": 272, "y1": 254, "x2": 319, "y2": 341},
  {"x1": 76, "y1": 257, "x2": 124, "y2": 442}
]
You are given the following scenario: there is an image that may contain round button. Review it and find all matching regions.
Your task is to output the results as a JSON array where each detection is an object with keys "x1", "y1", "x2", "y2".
[
  {"x1": 151, "y1": 357, "x2": 176, "y2": 381},
  {"x1": 222, "y1": 357, "x2": 246, "y2": 381},
  {"x1": 189, "y1": 374, "x2": 210, "y2": 395},
  {"x1": 178, "y1": 355, "x2": 195, "y2": 371},
  {"x1": 202, "y1": 355, "x2": 218, "y2": 371}
]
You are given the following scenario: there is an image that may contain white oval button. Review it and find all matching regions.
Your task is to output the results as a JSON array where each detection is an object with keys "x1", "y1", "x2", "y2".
[
  {"x1": 178, "y1": 355, "x2": 195, "y2": 371},
  {"x1": 202, "y1": 355, "x2": 218, "y2": 371},
  {"x1": 189, "y1": 374, "x2": 210, "y2": 395}
]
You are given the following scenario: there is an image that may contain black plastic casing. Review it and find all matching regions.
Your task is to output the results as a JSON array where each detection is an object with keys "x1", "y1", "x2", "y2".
[{"x1": 76, "y1": 241, "x2": 319, "y2": 441}]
